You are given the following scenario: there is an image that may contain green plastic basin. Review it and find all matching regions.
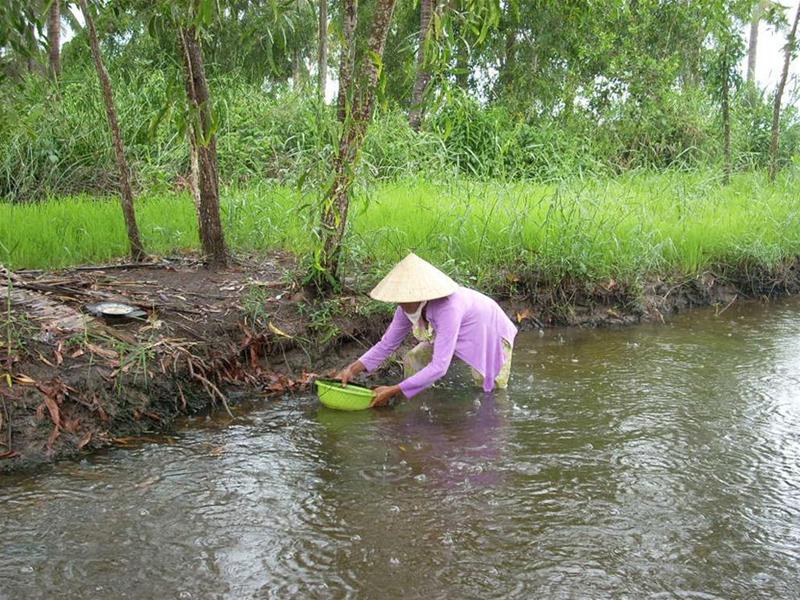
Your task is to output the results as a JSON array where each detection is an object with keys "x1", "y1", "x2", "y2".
[{"x1": 315, "y1": 379, "x2": 374, "y2": 411}]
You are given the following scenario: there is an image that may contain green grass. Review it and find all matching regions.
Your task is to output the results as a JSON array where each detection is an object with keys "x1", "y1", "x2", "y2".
[{"x1": 3, "y1": 172, "x2": 800, "y2": 291}]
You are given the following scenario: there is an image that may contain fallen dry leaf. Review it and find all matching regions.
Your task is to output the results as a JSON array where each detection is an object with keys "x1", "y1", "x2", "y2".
[
  {"x1": 85, "y1": 343, "x2": 119, "y2": 360},
  {"x1": 268, "y1": 321, "x2": 292, "y2": 338},
  {"x1": 37, "y1": 352, "x2": 54, "y2": 367},
  {"x1": 77, "y1": 431, "x2": 92, "y2": 450},
  {"x1": 515, "y1": 308, "x2": 534, "y2": 323},
  {"x1": 42, "y1": 395, "x2": 61, "y2": 428},
  {"x1": 46, "y1": 425, "x2": 60, "y2": 451},
  {"x1": 112, "y1": 437, "x2": 137, "y2": 446},
  {"x1": 14, "y1": 374, "x2": 37, "y2": 385}
]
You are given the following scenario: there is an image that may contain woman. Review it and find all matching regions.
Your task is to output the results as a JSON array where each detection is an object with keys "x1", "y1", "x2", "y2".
[{"x1": 338, "y1": 253, "x2": 517, "y2": 407}]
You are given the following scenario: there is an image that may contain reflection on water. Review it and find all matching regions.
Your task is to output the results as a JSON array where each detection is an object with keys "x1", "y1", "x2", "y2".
[{"x1": 2, "y1": 297, "x2": 800, "y2": 599}]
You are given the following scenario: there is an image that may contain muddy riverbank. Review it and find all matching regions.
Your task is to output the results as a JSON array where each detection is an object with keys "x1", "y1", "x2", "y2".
[{"x1": 2, "y1": 253, "x2": 799, "y2": 471}]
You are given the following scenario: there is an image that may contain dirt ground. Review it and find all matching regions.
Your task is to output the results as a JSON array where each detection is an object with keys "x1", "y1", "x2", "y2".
[
  {"x1": 2, "y1": 253, "x2": 799, "y2": 472},
  {"x1": 0, "y1": 254, "x2": 393, "y2": 471}
]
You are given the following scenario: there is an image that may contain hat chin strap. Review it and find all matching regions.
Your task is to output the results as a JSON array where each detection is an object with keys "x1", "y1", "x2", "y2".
[{"x1": 404, "y1": 301, "x2": 427, "y2": 325}]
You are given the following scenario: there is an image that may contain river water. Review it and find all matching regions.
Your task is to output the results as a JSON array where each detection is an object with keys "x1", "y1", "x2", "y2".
[{"x1": 2, "y1": 298, "x2": 800, "y2": 599}]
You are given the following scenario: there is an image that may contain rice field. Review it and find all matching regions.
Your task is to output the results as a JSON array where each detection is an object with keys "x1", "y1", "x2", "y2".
[{"x1": 2, "y1": 171, "x2": 799, "y2": 289}]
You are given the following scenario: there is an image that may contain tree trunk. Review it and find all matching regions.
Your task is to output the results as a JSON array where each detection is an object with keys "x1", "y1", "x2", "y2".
[
  {"x1": 293, "y1": 46, "x2": 302, "y2": 88},
  {"x1": 318, "y1": 0, "x2": 397, "y2": 287},
  {"x1": 47, "y1": 0, "x2": 61, "y2": 79},
  {"x1": 318, "y1": 0, "x2": 328, "y2": 96},
  {"x1": 497, "y1": 25, "x2": 516, "y2": 100},
  {"x1": 336, "y1": 0, "x2": 358, "y2": 122},
  {"x1": 180, "y1": 24, "x2": 228, "y2": 266},
  {"x1": 409, "y1": 0, "x2": 435, "y2": 131},
  {"x1": 27, "y1": 23, "x2": 37, "y2": 74},
  {"x1": 79, "y1": 0, "x2": 145, "y2": 262},
  {"x1": 455, "y1": 36, "x2": 469, "y2": 90},
  {"x1": 747, "y1": 1, "x2": 763, "y2": 85},
  {"x1": 722, "y1": 55, "x2": 731, "y2": 184},
  {"x1": 188, "y1": 130, "x2": 202, "y2": 221},
  {"x1": 769, "y1": 2, "x2": 800, "y2": 182}
]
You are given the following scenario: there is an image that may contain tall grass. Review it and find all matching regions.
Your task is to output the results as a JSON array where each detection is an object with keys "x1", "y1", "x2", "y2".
[
  {"x1": 345, "y1": 171, "x2": 800, "y2": 287},
  {"x1": 3, "y1": 173, "x2": 799, "y2": 293},
  {"x1": 0, "y1": 70, "x2": 451, "y2": 201},
  {"x1": 4, "y1": 68, "x2": 800, "y2": 202},
  {"x1": 0, "y1": 186, "x2": 309, "y2": 269}
]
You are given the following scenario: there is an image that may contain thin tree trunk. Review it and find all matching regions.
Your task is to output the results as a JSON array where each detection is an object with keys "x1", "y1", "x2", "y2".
[
  {"x1": 455, "y1": 36, "x2": 468, "y2": 90},
  {"x1": 497, "y1": 26, "x2": 516, "y2": 99},
  {"x1": 318, "y1": 0, "x2": 397, "y2": 286},
  {"x1": 722, "y1": 55, "x2": 731, "y2": 184},
  {"x1": 409, "y1": 0, "x2": 435, "y2": 131},
  {"x1": 293, "y1": 46, "x2": 302, "y2": 88},
  {"x1": 336, "y1": 0, "x2": 358, "y2": 122},
  {"x1": 769, "y1": 2, "x2": 800, "y2": 182},
  {"x1": 79, "y1": 0, "x2": 145, "y2": 261},
  {"x1": 747, "y1": 1, "x2": 763, "y2": 85},
  {"x1": 47, "y1": 0, "x2": 61, "y2": 79},
  {"x1": 179, "y1": 24, "x2": 228, "y2": 266},
  {"x1": 27, "y1": 23, "x2": 36, "y2": 73},
  {"x1": 188, "y1": 130, "x2": 202, "y2": 221},
  {"x1": 318, "y1": 0, "x2": 328, "y2": 96}
]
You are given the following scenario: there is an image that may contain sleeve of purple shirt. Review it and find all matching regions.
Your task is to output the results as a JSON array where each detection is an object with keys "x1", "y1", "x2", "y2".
[
  {"x1": 397, "y1": 300, "x2": 462, "y2": 399},
  {"x1": 358, "y1": 307, "x2": 411, "y2": 372}
]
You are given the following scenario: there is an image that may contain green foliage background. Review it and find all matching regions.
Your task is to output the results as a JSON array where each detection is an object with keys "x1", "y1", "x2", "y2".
[{"x1": 2, "y1": 62, "x2": 799, "y2": 202}]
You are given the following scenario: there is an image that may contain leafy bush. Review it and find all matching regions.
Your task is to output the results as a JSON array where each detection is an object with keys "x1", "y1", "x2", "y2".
[{"x1": 1, "y1": 61, "x2": 799, "y2": 202}]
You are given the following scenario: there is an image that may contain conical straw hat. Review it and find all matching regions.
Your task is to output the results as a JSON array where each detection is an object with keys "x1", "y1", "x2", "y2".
[{"x1": 369, "y1": 253, "x2": 459, "y2": 303}]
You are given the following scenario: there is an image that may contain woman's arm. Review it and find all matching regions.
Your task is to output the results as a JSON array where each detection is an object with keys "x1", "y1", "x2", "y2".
[{"x1": 358, "y1": 307, "x2": 412, "y2": 372}]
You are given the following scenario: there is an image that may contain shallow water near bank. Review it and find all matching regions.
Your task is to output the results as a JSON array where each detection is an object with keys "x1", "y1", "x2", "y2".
[{"x1": 2, "y1": 298, "x2": 800, "y2": 599}]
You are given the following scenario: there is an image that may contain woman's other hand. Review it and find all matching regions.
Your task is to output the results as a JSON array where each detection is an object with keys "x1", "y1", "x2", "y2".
[{"x1": 371, "y1": 385, "x2": 402, "y2": 408}]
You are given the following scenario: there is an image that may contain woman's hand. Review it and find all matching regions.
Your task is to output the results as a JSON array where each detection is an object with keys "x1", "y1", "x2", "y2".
[
  {"x1": 371, "y1": 384, "x2": 402, "y2": 408},
  {"x1": 337, "y1": 360, "x2": 365, "y2": 386}
]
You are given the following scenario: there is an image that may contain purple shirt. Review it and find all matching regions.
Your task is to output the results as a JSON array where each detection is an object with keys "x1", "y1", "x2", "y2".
[{"x1": 359, "y1": 287, "x2": 518, "y2": 398}]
